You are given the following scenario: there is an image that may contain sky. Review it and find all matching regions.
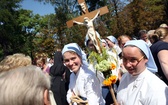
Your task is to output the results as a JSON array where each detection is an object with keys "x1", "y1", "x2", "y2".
[{"x1": 20, "y1": 0, "x2": 55, "y2": 16}]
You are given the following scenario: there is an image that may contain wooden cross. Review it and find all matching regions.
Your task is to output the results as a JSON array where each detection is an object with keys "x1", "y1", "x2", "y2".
[
  {"x1": 66, "y1": 0, "x2": 109, "y2": 54},
  {"x1": 66, "y1": 0, "x2": 109, "y2": 28}
]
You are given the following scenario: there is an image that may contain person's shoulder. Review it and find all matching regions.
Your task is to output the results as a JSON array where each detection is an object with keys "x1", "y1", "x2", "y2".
[
  {"x1": 150, "y1": 41, "x2": 160, "y2": 48},
  {"x1": 139, "y1": 71, "x2": 168, "y2": 104},
  {"x1": 80, "y1": 68, "x2": 97, "y2": 80},
  {"x1": 158, "y1": 41, "x2": 168, "y2": 49},
  {"x1": 144, "y1": 70, "x2": 167, "y2": 90},
  {"x1": 151, "y1": 41, "x2": 168, "y2": 51},
  {"x1": 152, "y1": 41, "x2": 167, "y2": 46},
  {"x1": 83, "y1": 68, "x2": 95, "y2": 76}
]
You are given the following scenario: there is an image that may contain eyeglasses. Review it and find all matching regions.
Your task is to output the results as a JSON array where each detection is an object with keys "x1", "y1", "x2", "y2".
[{"x1": 123, "y1": 55, "x2": 145, "y2": 66}]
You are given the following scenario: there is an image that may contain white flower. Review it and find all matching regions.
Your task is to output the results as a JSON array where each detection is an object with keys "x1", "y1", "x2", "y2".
[{"x1": 95, "y1": 60, "x2": 111, "y2": 72}]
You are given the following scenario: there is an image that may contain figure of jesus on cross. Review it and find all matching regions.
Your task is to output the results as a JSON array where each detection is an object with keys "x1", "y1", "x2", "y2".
[
  {"x1": 66, "y1": 0, "x2": 109, "y2": 54},
  {"x1": 73, "y1": 10, "x2": 101, "y2": 53}
]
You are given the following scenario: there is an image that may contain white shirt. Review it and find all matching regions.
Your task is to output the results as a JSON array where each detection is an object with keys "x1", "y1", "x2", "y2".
[
  {"x1": 117, "y1": 68, "x2": 168, "y2": 105},
  {"x1": 67, "y1": 66, "x2": 105, "y2": 105}
]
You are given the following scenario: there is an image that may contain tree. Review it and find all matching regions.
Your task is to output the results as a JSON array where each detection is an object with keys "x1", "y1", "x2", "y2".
[
  {"x1": 23, "y1": 0, "x2": 168, "y2": 53},
  {"x1": 123, "y1": 0, "x2": 165, "y2": 37},
  {"x1": 0, "y1": 0, "x2": 23, "y2": 57},
  {"x1": 163, "y1": 0, "x2": 168, "y2": 23},
  {"x1": 33, "y1": 14, "x2": 56, "y2": 56},
  {"x1": 0, "y1": 0, "x2": 46, "y2": 58},
  {"x1": 36, "y1": 0, "x2": 110, "y2": 49}
]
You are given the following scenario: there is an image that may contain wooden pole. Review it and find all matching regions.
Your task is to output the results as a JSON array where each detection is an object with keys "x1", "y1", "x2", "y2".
[{"x1": 109, "y1": 85, "x2": 118, "y2": 105}]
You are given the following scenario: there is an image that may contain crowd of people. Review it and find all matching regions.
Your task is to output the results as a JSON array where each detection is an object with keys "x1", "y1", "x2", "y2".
[{"x1": 0, "y1": 23, "x2": 168, "y2": 105}]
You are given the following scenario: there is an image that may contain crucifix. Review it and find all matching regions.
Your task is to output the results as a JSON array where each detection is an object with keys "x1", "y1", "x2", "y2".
[{"x1": 66, "y1": 0, "x2": 109, "y2": 54}]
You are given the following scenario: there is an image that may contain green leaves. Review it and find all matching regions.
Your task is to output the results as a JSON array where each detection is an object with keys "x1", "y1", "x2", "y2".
[
  {"x1": 88, "y1": 47, "x2": 109, "y2": 64},
  {"x1": 95, "y1": 60, "x2": 111, "y2": 72}
]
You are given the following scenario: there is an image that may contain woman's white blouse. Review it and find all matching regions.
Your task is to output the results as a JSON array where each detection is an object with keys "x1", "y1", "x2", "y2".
[{"x1": 67, "y1": 66, "x2": 105, "y2": 105}]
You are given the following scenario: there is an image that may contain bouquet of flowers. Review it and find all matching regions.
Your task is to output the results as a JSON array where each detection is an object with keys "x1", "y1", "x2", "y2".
[{"x1": 88, "y1": 47, "x2": 118, "y2": 105}]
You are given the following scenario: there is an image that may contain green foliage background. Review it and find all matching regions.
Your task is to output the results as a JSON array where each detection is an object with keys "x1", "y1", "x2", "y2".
[{"x1": 0, "y1": 0, "x2": 168, "y2": 59}]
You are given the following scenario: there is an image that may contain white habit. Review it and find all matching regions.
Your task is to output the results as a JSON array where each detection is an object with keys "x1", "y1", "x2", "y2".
[
  {"x1": 67, "y1": 66, "x2": 105, "y2": 105},
  {"x1": 117, "y1": 68, "x2": 168, "y2": 105}
]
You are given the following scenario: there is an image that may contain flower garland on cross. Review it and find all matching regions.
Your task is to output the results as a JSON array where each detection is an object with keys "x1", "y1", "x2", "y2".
[{"x1": 88, "y1": 45, "x2": 119, "y2": 105}]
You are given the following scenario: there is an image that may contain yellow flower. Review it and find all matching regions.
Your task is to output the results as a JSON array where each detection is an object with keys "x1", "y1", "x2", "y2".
[
  {"x1": 110, "y1": 63, "x2": 116, "y2": 70},
  {"x1": 109, "y1": 75, "x2": 117, "y2": 84},
  {"x1": 103, "y1": 79, "x2": 112, "y2": 86},
  {"x1": 103, "y1": 75, "x2": 117, "y2": 86},
  {"x1": 88, "y1": 48, "x2": 118, "y2": 86}
]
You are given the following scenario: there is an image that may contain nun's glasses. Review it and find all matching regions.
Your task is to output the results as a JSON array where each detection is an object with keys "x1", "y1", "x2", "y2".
[{"x1": 123, "y1": 55, "x2": 145, "y2": 65}]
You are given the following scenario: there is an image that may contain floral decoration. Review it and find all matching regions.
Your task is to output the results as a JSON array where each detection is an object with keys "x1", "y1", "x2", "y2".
[{"x1": 88, "y1": 48, "x2": 118, "y2": 86}]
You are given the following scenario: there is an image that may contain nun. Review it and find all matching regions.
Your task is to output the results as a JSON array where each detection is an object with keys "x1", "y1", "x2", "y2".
[
  {"x1": 62, "y1": 43, "x2": 105, "y2": 105},
  {"x1": 116, "y1": 40, "x2": 168, "y2": 105},
  {"x1": 105, "y1": 35, "x2": 122, "y2": 55}
]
